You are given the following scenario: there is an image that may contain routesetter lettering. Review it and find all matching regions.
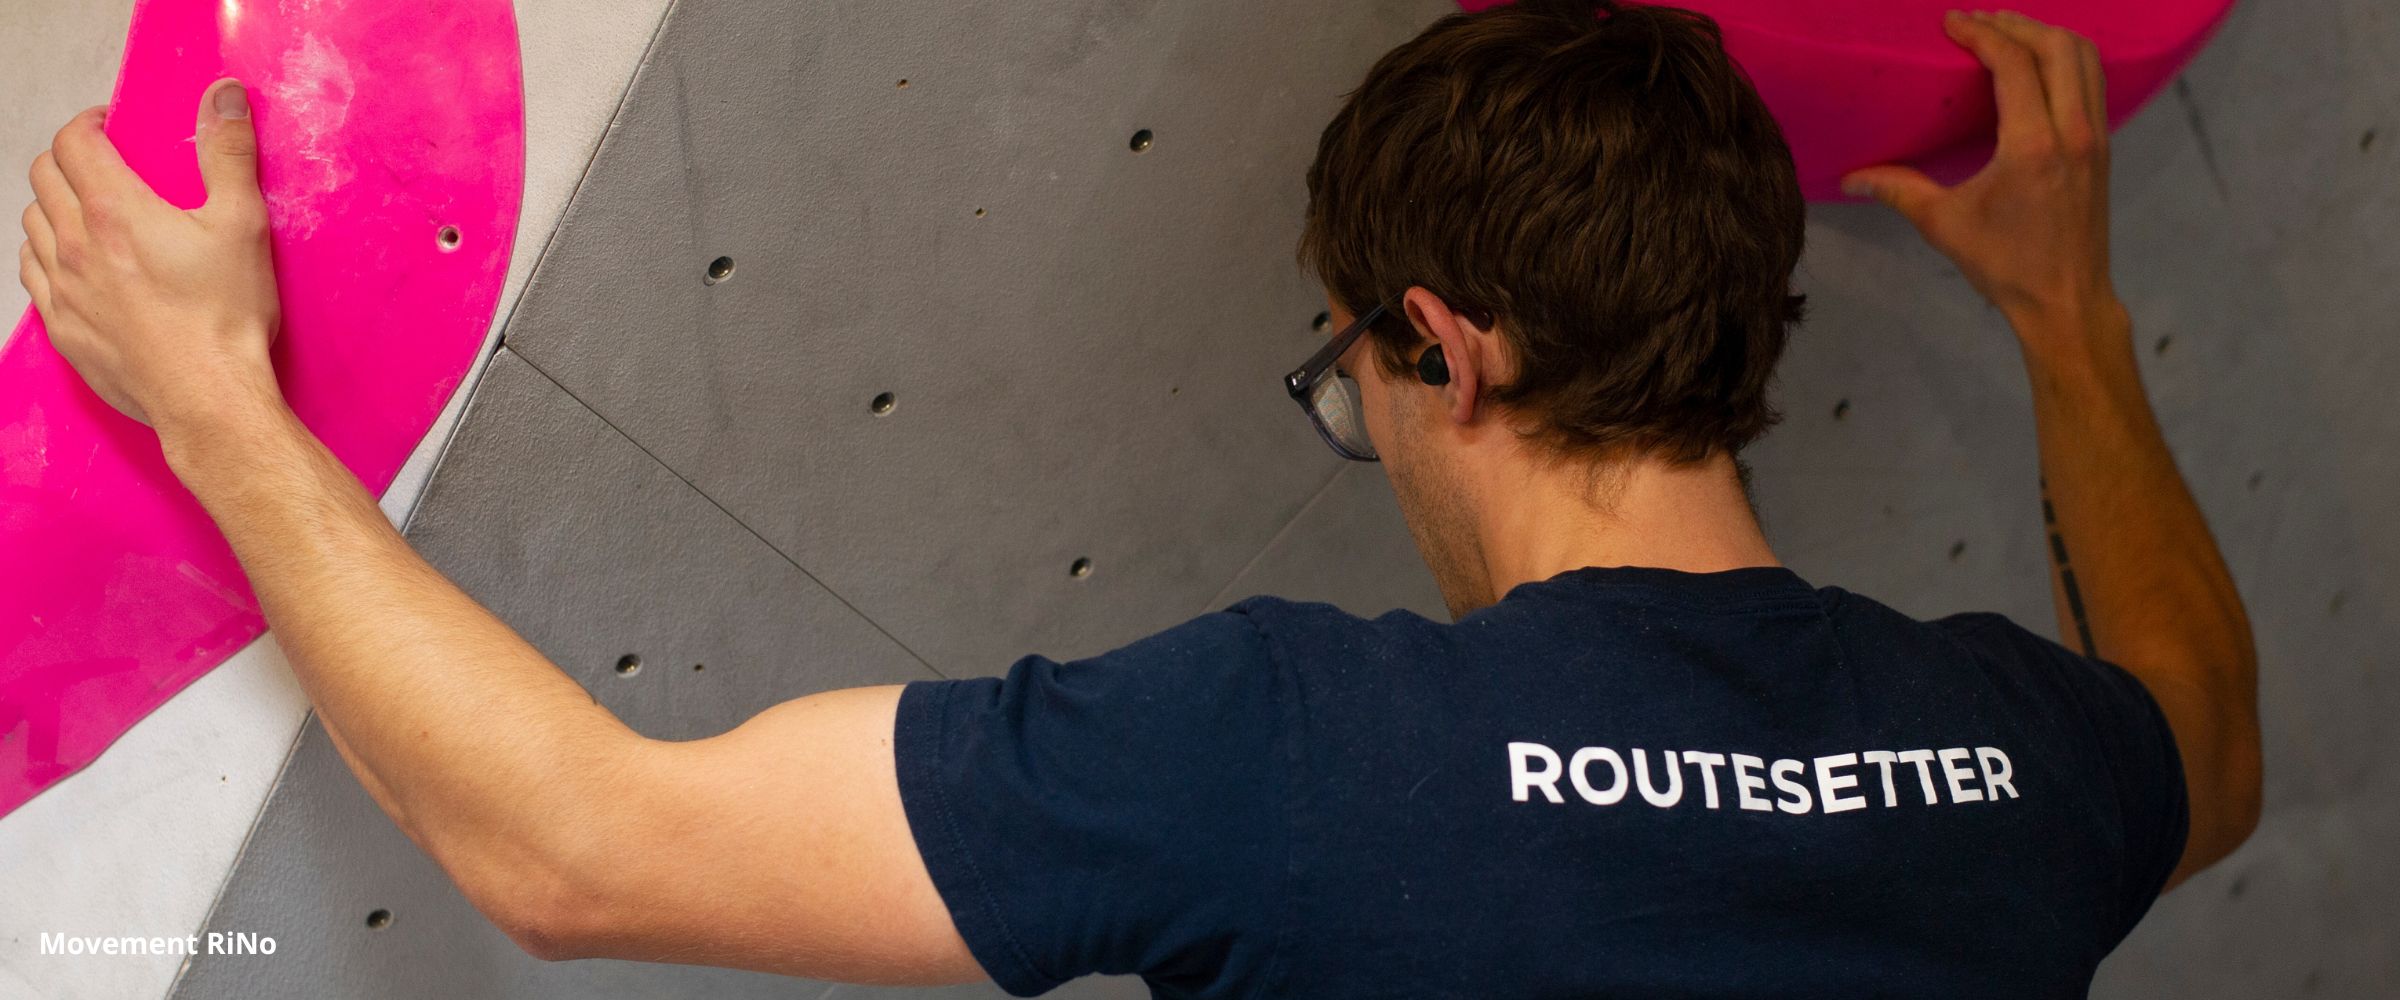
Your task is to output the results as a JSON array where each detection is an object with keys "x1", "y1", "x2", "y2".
[{"x1": 1506, "y1": 742, "x2": 2019, "y2": 813}]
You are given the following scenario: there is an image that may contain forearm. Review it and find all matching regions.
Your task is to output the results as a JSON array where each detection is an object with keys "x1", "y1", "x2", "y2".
[
  {"x1": 2014, "y1": 302, "x2": 2262, "y2": 872},
  {"x1": 160, "y1": 389, "x2": 651, "y2": 905}
]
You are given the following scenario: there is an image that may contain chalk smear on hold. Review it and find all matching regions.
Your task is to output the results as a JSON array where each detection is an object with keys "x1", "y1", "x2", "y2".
[{"x1": 263, "y1": 32, "x2": 357, "y2": 238}]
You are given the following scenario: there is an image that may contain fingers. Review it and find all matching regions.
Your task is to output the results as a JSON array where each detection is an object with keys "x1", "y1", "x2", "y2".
[
  {"x1": 50, "y1": 106, "x2": 147, "y2": 206},
  {"x1": 195, "y1": 79, "x2": 264, "y2": 220},
  {"x1": 1988, "y1": 12, "x2": 2102, "y2": 149},
  {"x1": 2078, "y1": 33, "x2": 2107, "y2": 132},
  {"x1": 1841, "y1": 164, "x2": 1949, "y2": 226},
  {"x1": 19, "y1": 241, "x2": 51, "y2": 317},
  {"x1": 28, "y1": 150, "x2": 81, "y2": 241},
  {"x1": 1945, "y1": 12, "x2": 2051, "y2": 154},
  {"x1": 21, "y1": 202, "x2": 57, "y2": 271}
]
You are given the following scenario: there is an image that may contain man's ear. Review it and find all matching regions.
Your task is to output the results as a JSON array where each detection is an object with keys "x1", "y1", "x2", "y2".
[{"x1": 1400, "y1": 286, "x2": 1500, "y2": 426}]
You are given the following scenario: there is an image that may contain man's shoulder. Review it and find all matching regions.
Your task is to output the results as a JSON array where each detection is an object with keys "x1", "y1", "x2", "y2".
[{"x1": 1215, "y1": 594, "x2": 1453, "y2": 655}]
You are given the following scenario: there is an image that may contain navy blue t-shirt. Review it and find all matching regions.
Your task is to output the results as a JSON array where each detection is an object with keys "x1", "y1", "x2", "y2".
[{"x1": 894, "y1": 566, "x2": 2188, "y2": 999}]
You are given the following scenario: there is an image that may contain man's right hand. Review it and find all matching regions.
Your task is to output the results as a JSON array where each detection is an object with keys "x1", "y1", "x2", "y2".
[
  {"x1": 1843, "y1": 10, "x2": 2120, "y2": 346},
  {"x1": 1850, "y1": 11, "x2": 2261, "y2": 892}
]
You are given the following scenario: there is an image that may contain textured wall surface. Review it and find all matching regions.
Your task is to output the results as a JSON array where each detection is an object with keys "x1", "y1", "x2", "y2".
[{"x1": 8, "y1": 0, "x2": 2395, "y2": 996}]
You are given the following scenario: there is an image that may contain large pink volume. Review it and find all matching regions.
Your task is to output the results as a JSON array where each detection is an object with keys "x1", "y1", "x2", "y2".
[
  {"x1": 0, "y1": 0, "x2": 525, "y2": 817},
  {"x1": 1457, "y1": 0, "x2": 2237, "y2": 199}
]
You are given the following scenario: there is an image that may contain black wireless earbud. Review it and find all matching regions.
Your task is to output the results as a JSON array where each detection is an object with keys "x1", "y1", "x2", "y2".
[{"x1": 1416, "y1": 345, "x2": 1451, "y2": 386}]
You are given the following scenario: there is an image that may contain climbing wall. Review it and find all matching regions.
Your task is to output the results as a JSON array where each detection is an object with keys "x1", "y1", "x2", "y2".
[{"x1": 2, "y1": 0, "x2": 2393, "y2": 997}]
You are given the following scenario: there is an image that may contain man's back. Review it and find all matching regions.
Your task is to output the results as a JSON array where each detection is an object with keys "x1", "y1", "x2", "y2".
[{"x1": 898, "y1": 566, "x2": 2188, "y2": 998}]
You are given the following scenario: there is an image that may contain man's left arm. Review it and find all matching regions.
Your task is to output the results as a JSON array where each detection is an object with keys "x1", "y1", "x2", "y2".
[{"x1": 19, "y1": 81, "x2": 982, "y2": 984}]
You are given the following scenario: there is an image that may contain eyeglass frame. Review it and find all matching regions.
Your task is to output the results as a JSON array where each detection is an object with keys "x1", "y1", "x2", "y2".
[
  {"x1": 1284, "y1": 298, "x2": 1396, "y2": 462},
  {"x1": 1284, "y1": 295, "x2": 1494, "y2": 463}
]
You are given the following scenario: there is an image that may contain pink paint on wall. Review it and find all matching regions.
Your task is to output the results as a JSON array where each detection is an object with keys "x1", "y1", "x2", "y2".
[{"x1": 0, "y1": 0, "x2": 526, "y2": 817}]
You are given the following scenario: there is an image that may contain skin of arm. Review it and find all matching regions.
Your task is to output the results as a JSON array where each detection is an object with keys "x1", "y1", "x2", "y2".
[
  {"x1": 1846, "y1": 10, "x2": 2263, "y2": 889},
  {"x1": 18, "y1": 81, "x2": 982, "y2": 982}
]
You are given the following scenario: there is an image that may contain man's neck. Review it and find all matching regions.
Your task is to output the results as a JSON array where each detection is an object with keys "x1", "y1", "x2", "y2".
[{"x1": 1471, "y1": 447, "x2": 1780, "y2": 607}]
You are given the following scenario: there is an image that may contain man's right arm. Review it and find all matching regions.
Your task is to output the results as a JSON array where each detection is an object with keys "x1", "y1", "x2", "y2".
[{"x1": 1844, "y1": 10, "x2": 2261, "y2": 889}]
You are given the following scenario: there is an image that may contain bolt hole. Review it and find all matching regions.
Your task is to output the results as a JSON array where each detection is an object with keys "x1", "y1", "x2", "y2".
[
  {"x1": 615, "y1": 654, "x2": 642, "y2": 677},
  {"x1": 1312, "y1": 311, "x2": 1331, "y2": 333},
  {"x1": 436, "y1": 226, "x2": 462, "y2": 252},
  {"x1": 2247, "y1": 471, "x2": 2265, "y2": 491},
  {"x1": 2363, "y1": 128, "x2": 2377, "y2": 153},
  {"x1": 1129, "y1": 129, "x2": 1154, "y2": 153},
  {"x1": 1069, "y1": 557, "x2": 1094, "y2": 579},
  {"x1": 870, "y1": 392, "x2": 897, "y2": 415},
  {"x1": 366, "y1": 909, "x2": 393, "y2": 930},
  {"x1": 896, "y1": 78, "x2": 910, "y2": 89},
  {"x1": 973, "y1": 207, "x2": 987, "y2": 218},
  {"x1": 2154, "y1": 334, "x2": 2173, "y2": 356},
  {"x1": 1832, "y1": 398, "x2": 1851, "y2": 421},
  {"x1": 692, "y1": 663, "x2": 706, "y2": 672},
  {"x1": 704, "y1": 256, "x2": 736, "y2": 285},
  {"x1": 1949, "y1": 540, "x2": 1968, "y2": 562}
]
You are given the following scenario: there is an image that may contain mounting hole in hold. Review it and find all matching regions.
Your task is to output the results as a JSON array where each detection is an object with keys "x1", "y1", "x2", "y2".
[
  {"x1": 2154, "y1": 334, "x2": 2173, "y2": 356},
  {"x1": 615, "y1": 654, "x2": 642, "y2": 677},
  {"x1": 1312, "y1": 311, "x2": 1331, "y2": 333},
  {"x1": 1948, "y1": 540, "x2": 1968, "y2": 562},
  {"x1": 1129, "y1": 129, "x2": 1154, "y2": 153},
  {"x1": 693, "y1": 663, "x2": 707, "y2": 672},
  {"x1": 436, "y1": 226, "x2": 462, "y2": 252},
  {"x1": 705, "y1": 256, "x2": 736, "y2": 285},
  {"x1": 973, "y1": 207, "x2": 987, "y2": 218},
  {"x1": 896, "y1": 78, "x2": 910, "y2": 89},
  {"x1": 366, "y1": 909, "x2": 393, "y2": 931},
  {"x1": 1070, "y1": 557, "x2": 1094, "y2": 579},
  {"x1": 1832, "y1": 398, "x2": 1851, "y2": 421},
  {"x1": 871, "y1": 392, "x2": 897, "y2": 415}
]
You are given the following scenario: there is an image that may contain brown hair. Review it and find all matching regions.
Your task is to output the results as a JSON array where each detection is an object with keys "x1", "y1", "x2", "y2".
[{"x1": 1299, "y1": 0, "x2": 1806, "y2": 462}]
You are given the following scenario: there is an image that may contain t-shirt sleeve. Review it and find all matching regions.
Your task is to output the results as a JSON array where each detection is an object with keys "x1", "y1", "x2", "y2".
[
  {"x1": 892, "y1": 609, "x2": 1288, "y2": 997},
  {"x1": 1939, "y1": 612, "x2": 2191, "y2": 935}
]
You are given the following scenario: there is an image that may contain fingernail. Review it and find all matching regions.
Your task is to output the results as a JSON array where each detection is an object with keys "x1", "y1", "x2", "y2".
[{"x1": 214, "y1": 82, "x2": 250, "y2": 120}]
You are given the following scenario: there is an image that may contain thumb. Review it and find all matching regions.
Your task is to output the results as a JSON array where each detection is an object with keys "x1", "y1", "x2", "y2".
[
  {"x1": 195, "y1": 79, "x2": 262, "y2": 213},
  {"x1": 1841, "y1": 165, "x2": 1946, "y2": 225}
]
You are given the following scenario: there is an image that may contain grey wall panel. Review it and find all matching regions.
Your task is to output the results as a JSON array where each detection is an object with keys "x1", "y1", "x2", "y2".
[
  {"x1": 170, "y1": 350, "x2": 1141, "y2": 998},
  {"x1": 1208, "y1": 464, "x2": 1449, "y2": 621},
  {"x1": 500, "y1": 0, "x2": 1456, "y2": 676}
]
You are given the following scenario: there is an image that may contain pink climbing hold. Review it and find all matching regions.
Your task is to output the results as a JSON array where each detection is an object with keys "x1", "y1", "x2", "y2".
[
  {"x1": 1455, "y1": 0, "x2": 2237, "y2": 199},
  {"x1": 0, "y1": 0, "x2": 526, "y2": 817}
]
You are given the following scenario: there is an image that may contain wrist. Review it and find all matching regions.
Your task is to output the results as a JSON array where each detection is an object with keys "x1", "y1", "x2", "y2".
[
  {"x1": 157, "y1": 377, "x2": 299, "y2": 485},
  {"x1": 2007, "y1": 296, "x2": 2135, "y2": 368}
]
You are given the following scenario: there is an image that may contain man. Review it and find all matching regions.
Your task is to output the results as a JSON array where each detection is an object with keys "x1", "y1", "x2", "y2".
[{"x1": 19, "y1": 1, "x2": 2257, "y2": 996}]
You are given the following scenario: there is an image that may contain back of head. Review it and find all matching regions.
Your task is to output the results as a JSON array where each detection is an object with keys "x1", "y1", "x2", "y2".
[{"x1": 1300, "y1": 0, "x2": 1807, "y2": 463}]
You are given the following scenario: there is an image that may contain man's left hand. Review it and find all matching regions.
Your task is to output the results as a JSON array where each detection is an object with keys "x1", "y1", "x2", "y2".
[{"x1": 18, "y1": 78, "x2": 283, "y2": 432}]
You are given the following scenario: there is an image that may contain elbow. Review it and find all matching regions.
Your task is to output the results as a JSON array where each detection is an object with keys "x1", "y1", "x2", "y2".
[
  {"x1": 2214, "y1": 737, "x2": 2266, "y2": 859},
  {"x1": 2185, "y1": 710, "x2": 2265, "y2": 875},
  {"x1": 463, "y1": 853, "x2": 622, "y2": 963}
]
